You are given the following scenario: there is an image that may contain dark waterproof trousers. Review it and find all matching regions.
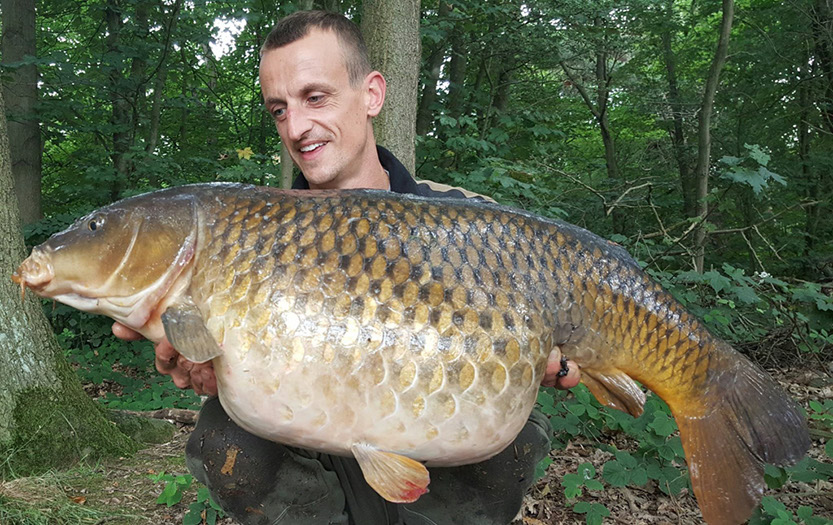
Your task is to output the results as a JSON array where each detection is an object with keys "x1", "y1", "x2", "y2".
[{"x1": 186, "y1": 397, "x2": 552, "y2": 525}]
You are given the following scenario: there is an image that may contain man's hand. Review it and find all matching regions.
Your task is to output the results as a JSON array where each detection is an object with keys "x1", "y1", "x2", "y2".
[
  {"x1": 542, "y1": 347, "x2": 581, "y2": 390},
  {"x1": 111, "y1": 322, "x2": 218, "y2": 396}
]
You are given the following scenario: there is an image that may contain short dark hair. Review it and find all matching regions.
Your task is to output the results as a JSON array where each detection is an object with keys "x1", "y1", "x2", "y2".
[{"x1": 261, "y1": 10, "x2": 372, "y2": 87}]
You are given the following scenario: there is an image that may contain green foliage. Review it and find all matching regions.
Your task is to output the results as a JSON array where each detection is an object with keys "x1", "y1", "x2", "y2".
[
  {"x1": 719, "y1": 144, "x2": 787, "y2": 196},
  {"x1": 183, "y1": 487, "x2": 226, "y2": 525},
  {"x1": 47, "y1": 305, "x2": 202, "y2": 411},
  {"x1": 572, "y1": 501, "x2": 610, "y2": 525},
  {"x1": 750, "y1": 497, "x2": 831, "y2": 525},
  {"x1": 148, "y1": 472, "x2": 225, "y2": 525},
  {"x1": 561, "y1": 462, "x2": 604, "y2": 499},
  {"x1": 149, "y1": 471, "x2": 193, "y2": 507}
]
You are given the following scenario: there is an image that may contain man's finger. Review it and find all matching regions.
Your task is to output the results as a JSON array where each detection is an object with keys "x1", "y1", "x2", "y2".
[
  {"x1": 200, "y1": 367, "x2": 218, "y2": 397},
  {"x1": 154, "y1": 340, "x2": 180, "y2": 373},
  {"x1": 112, "y1": 322, "x2": 145, "y2": 341}
]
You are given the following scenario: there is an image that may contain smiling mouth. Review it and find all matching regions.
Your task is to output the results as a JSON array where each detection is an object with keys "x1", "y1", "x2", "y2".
[{"x1": 299, "y1": 142, "x2": 326, "y2": 153}]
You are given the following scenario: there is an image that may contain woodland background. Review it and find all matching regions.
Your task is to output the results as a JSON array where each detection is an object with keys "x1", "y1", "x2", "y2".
[{"x1": 0, "y1": 0, "x2": 832, "y2": 524}]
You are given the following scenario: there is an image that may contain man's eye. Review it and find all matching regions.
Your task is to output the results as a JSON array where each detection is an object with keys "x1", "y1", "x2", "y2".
[
  {"x1": 308, "y1": 95, "x2": 323, "y2": 104},
  {"x1": 272, "y1": 108, "x2": 285, "y2": 118}
]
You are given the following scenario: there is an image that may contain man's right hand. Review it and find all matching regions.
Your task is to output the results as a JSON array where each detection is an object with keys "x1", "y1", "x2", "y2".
[{"x1": 112, "y1": 322, "x2": 218, "y2": 396}]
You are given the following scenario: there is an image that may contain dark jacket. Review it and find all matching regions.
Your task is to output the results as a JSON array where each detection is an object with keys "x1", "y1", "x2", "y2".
[{"x1": 292, "y1": 146, "x2": 487, "y2": 200}]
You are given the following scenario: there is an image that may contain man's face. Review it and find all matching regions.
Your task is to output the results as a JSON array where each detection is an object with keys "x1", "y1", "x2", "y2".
[{"x1": 260, "y1": 29, "x2": 381, "y2": 189}]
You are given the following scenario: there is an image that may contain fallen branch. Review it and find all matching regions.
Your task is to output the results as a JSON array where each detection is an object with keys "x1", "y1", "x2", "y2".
[{"x1": 118, "y1": 408, "x2": 199, "y2": 425}]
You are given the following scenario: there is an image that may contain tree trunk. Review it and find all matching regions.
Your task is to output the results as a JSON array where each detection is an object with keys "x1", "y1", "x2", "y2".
[
  {"x1": 416, "y1": 2, "x2": 450, "y2": 136},
  {"x1": 558, "y1": 17, "x2": 624, "y2": 235},
  {"x1": 281, "y1": 143, "x2": 295, "y2": 188},
  {"x1": 798, "y1": 61, "x2": 819, "y2": 256},
  {"x1": 0, "y1": 89, "x2": 136, "y2": 478},
  {"x1": 812, "y1": 0, "x2": 833, "y2": 134},
  {"x1": 446, "y1": 31, "x2": 467, "y2": 121},
  {"x1": 692, "y1": 0, "x2": 734, "y2": 273},
  {"x1": 105, "y1": 0, "x2": 132, "y2": 200},
  {"x1": 661, "y1": 18, "x2": 695, "y2": 219},
  {"x1": 1, "y1": 0, "x2": 42, "y2": 226},
  {"x1": 362, "y1": 0, "x2": 421, "y2": 174},
  {"x1": 145, "y1": 0, "x2": 183, "y2": 161}
]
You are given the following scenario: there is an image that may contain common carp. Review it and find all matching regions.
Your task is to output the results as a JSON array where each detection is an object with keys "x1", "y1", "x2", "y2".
[{"x1": 13, "y1": 183, "x2": 809, "y2": 524}]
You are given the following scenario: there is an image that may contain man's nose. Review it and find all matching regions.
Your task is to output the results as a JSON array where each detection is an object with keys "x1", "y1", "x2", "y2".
[{"x1": 284, "y1": 108, "x2": 313, "y2": 142}]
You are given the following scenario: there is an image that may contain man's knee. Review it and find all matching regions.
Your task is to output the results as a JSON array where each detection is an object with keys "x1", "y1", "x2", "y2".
[
  {"x1": 186, "y1": 397, "x2": 348, "y2": 525},
  {"x1": 400, "y1": 410, "x2": 552, "y2": 525}
]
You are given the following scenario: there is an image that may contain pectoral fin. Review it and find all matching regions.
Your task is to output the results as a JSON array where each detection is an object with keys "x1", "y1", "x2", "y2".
[
  {"x1": 351, "y1": 443, "x2": 430, "y2": 503},
  {"x1": 581, "y1": 367, "x2": 646, "y2": 417},
  {"x1": 161, "y1": 301, "x2": 223, "y2": 363}
]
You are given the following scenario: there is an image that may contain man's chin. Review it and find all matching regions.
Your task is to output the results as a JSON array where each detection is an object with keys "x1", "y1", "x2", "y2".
[{"x1": 302, "y1": 168, "x2": 340, "y2": 189}]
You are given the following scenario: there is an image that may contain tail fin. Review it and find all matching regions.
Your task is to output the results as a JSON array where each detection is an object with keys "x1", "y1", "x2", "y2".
[{"x1": 675, "y1": 350, "x2": 810, "y2": 525}]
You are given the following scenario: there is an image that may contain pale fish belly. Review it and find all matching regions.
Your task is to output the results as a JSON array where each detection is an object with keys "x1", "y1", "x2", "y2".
[{"x1": 212, "y1": 324, "x2": 543, "y2": 466}]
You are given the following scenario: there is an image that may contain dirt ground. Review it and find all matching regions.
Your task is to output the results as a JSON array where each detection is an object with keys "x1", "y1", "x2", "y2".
[{"x1": 1, "y1": 368, "x2": 832, "y2": 525}]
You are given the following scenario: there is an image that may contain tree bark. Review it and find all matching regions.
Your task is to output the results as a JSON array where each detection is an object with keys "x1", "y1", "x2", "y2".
[
  {"x1": 1, "y1": 0, "x2": 42, "y2": 226},
  {"x1": 105, "y1": 0, "x2": 132, "y2": 200},
  {"x1": 559, "y1": 17, "x2": 624, "y2": 235},
  {"x1": 446, "y1": 31, "x2": 467, "y2": 121},
  {"x1": 0, "y1": 89, "x2": 136, "y2": 477},
  {"x1": 416, "y1": 2, "x2": 450, "y2": 136},
  {"x1": 661, "y1": 14, "x2": 695, "y2": 219},
  {"x1": 145, "y1": 0, "x2": 183, "y2": 160},
  {"x1": 692, "y1": 0, "x2": 734, "y2": 273},
  {"x1": 812, "y1": 0, "x2": 833, "y2": 134},
  {"x1": 362, "y1": 0, "x2": 421, "y2": 174}
]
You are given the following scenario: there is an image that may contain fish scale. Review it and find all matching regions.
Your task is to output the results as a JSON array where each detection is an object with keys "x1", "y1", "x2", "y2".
[
  {"x1": 13, "y1": 182, "x2": 809, "y2": 524},
  {"x1": 187, "y1": 188, "x2": 553, "y2": 464}
]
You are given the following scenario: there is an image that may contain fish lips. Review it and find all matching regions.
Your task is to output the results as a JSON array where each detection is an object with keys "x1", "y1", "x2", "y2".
[{"x1": 13, "y1": 247, "x2": 55, "y2": 296}]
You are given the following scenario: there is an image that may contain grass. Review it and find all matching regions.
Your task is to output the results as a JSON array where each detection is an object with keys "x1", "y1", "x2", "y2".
[{"x1": 0, "y1": 432, "x2": 201, "y2": 525}]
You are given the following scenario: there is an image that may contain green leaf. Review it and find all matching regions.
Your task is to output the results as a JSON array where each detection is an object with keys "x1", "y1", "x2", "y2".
[
  {"x1": 585, "y1": 479, "x2": 604, "y2": 491},
  {"x1": 602, "y1": 460, "x2": 629, "y2": 487},
  {"x1": 720, "y1": 155, "x2": 743, "y2": 167},
  {"x1": 648, "y1": 412, "x2": 677, "y2": 437},
  {"x1": 577, "y1": 462, "x2": 596, "y2": 480},
  {"x1": 764, "y1": 464, "x2": 788, "y2": 489},
  {"x1": 825, "y1": 440, "x2": 833, "y2": 459},
  {"x1": 761, "y1": 495, "x2": 787, "y2": 516},
  {"x1": 796, "y1": 506, "x2": 814, "y2": 520},
  {"x1": 733, "y1": 285, "x2": 760, "y2": 304},
  {"x1": 745, "y1": 144, "x2": 770, "y2": 166},
  {"x1": 183, "y1": 505, "x2": 204, "y2": 525},
  {"x1": 535, "y1": 457, "x2": 553, "y2": 480}
]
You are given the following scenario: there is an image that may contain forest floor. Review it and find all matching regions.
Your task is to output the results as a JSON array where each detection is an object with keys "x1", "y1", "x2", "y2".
[{"x1": 1, "y1": 368, "x2": 831, "y2": 525}]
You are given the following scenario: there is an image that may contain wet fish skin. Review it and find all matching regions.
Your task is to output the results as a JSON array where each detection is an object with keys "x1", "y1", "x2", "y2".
[{"x1": 12, "y1": 183, "x2": 809, "y2": 524}]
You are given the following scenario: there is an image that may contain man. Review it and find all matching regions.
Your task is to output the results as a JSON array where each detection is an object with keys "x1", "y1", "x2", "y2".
[{"x1": 114, "y1": 10, "x2": 581, "y2": 525}]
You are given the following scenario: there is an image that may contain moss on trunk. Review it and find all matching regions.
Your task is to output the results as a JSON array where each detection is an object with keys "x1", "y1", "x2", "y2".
[{"x1": 0, "y1": 350, "x2": 138, "y2": 478}]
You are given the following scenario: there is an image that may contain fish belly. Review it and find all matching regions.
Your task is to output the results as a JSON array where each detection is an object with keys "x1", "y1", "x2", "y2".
[{"x1": 213, "y1": 324, "x2": 541, "y2": 465}]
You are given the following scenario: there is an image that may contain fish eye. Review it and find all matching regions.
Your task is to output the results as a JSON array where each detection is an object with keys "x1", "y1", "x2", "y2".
[{"x1": 87, "y1": 216, "x2": 103, "y2": 231}]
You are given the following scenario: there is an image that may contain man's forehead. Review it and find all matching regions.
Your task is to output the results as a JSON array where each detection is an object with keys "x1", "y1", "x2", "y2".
[{"x1": 260, "y1": 29, "x2": 350, "y2": 82}]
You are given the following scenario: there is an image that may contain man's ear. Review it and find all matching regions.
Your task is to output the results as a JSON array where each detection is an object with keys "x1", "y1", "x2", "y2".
[{"x1": 365, "y1": 71, "x2": 386, "y2": 117}]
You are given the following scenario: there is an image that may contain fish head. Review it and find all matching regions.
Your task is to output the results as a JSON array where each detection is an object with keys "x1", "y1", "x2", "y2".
[{"x1": 12, "y1": 190, "x2": 199, "y2": 335}]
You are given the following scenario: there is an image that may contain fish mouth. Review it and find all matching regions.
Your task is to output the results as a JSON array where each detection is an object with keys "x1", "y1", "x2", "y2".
[{"x1": 12, "y1": 248, "x2": 54, "y2": 299}]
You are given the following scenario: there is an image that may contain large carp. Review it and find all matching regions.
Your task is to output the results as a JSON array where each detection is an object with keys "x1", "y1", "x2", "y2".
[{"x1": 13, "y1": 183, "x2": 809, "y2": 524}]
